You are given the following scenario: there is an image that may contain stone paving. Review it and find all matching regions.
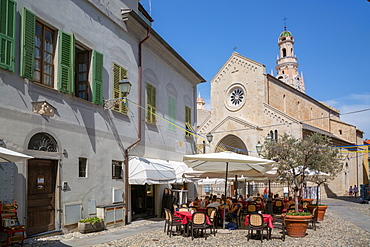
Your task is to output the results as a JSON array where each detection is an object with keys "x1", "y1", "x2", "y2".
[{"x1": 24, "y1": 196, "x2": 370, "y2": 247}]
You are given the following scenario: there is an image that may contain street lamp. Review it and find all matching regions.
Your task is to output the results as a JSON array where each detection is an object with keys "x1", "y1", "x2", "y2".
[
  {"x1": 103, "y1": 78, "x2": 132, "y2": 109},
  {"x1": 256, "y1": 141, "x2": 263, "y2": 157},
  {"x1": 203, "y1": 132, "x2": 213, "y2": 153}
]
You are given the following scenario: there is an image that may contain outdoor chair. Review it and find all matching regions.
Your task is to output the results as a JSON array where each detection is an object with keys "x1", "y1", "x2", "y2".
[
  {"x1": 188, "y1": 206, "x2": 198, "y2": 212},
  {"x1": 220, "y1": 204, "x2": 230, "y2": 210},
  {"x1": 165, "y1": 208, "x2": 183, "y2": 237},
  {"x1": 287, "y1": 204, "x2": 295, "y2": 213},
  {"x1": 206, "y1": 207, "x2": 217, "y2": 217},
  {"x1": 247, "y1": 204, "x2": 257, "y2": 214},
  {"x1": 178, "y1": 207, "x2": 189, "y2": 212},
  {"x1": 190, "y1": 212, "x2": 208, "y2": 240},
  {"x1": 247, "y1": 213, "x2": 269, "y2": 242},
  {"x1": 310, "y1": 207, "x2": 318, "y2": 230},
  {"x1": 232, "y1": 206, "x2": 243, "y2": 226},
  {"x1": 301, "y1": 201, "x2": 310, "y2": 212},
  {"x1": 269, "y1": 215, "x2": 286, "y2": 241},
  {"x1": 208, "y1": 209, "x2": 217, "y2": 236},
  {"x1": 273, "y1": 200, "x2": 283, "y2": 214},
  {"x1": 181, "y1": 203, "x2": 188, "y2": 208},
  {"x1": 173, "y1": 204, "x2": 178, "y2": 212}
]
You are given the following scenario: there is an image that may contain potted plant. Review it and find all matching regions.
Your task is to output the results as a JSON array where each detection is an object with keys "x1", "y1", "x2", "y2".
[
  {"x1": 78, "y1": 217, "x2": 105, "y2": 234},
  {"x1": 264, "y1": 133, "x2": 341, "y2": 237},
  {"x1": 306, "y1": 204, "x2": 328, "y2": 221},
  {"x1": 285, "y1": 212, "x2": 312, "y2": 237}
]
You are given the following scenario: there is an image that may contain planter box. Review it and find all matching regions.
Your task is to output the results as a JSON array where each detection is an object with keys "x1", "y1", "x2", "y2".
[
  {"x1": 78, "y1": 221, "x2": 105, "y2": 234},
  {"x1": 285, "y1": 215, "x2": 312, "y2": 237}
]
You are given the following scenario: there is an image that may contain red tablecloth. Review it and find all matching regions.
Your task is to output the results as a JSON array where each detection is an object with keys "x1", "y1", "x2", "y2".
[
  {"x1": 244, "y1": 214, "x2": 274, "y2": 229},
  {"x1": 174, "y1": 211, "x2": 212, "y2": 225}
]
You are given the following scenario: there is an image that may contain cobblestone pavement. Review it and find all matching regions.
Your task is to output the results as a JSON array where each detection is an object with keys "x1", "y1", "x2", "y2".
[{"x1": 24, "y1": 197, "x2": 370, "y2": 247}]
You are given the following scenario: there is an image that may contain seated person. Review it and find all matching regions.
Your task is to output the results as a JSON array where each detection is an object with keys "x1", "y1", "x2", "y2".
[
  {"x1": 285, "y1": 196, "x2": 294, "y2": 209},
  {"x1": 225, "y1": 197, "x2": 232, "y2": 207},
  {"x1": 245, "y1": 194, "x2": 254, "y2": 202},
  {"x1": 207, "y1": 198, "x2": 222, "y2": 209},
  {"x1": 201, "y1": 196, "x2": 210, "y2": 208},
  {"x1": 189, "y1": 198, "x2": 200, "y2": 207},
  {"x1": 238, "y1": 195, "x2": 244, "y2": 201},
  {"x1": 225, "y1": 199, "x2": 242, "y2": 222}
]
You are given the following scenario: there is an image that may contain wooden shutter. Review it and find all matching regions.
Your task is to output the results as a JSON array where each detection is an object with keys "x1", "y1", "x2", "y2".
[
  {"x1": 168, "y1": 96, "x2": 176, "y2": 131},
  {"x1": 92, "y1": 50, "x2": 103, "y2": 105},
  {"x1": 58, "y1": 31, "x2": 73, "y2": 93},
  {"x1": 113, "y1": 63, "x2": 128, "y2": 113},
  {"x1": 0, "y1": 0, "x2": 16, "y2": 72},
  {"x1": 146, "y1": 84, "x2": 156, "y2": 124},
  {"x1": 185, "y1": 106, "x2": 191, "y2": 136},
  {"x1": 20, "y1": 7, "x2": 35, "y2": 79}
]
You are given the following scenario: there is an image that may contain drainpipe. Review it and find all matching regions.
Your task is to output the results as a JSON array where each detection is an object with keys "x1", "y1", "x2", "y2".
[{"x1": 124, "y1": 25, "x2": 151, "y2": 224}]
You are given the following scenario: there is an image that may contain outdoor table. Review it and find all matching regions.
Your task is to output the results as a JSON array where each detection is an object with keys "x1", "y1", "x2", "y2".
[
  {"x1": 174, "y1": 211, "x2": 212, "y2": 237},
  {"x1": 244, "y1": 214, "x2": 274, "y2": 229}
]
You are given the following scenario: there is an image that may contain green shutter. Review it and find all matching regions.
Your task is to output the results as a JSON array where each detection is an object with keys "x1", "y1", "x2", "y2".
[
  {"x1": 112, "y1": 63, "x2": 128, "y2": 113},
  {"x1": 20, "y1": 7, "x2": 35, "y2": 79},
  {"x1": 0, "y1": 0, "x2": 16, "y2": 72},
  {"x1": 168, "y1": 96, "x2": 176, "y2": 131},
  {"x1": 58, "y1": 31, "x2": 73, "y2": 93},
  {"x1": 185, "y1": 106, "x2": 191, "y2": 136},
  {"x1": 92, "y1": 50, "x2": 103, "y2": 105},
  {"x1": 146, "y1": 84, "x2": 156, "y2": 124},
  {"x1": 70, "y1": 34, "x2": 75, "y2": 95}
]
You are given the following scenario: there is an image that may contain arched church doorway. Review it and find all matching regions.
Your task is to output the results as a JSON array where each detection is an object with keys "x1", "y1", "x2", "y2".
[
  {"x1": 214, "y1": 134, "x2": 248, "y2": 154},
  {"x1": 27, "y1": 132, "x2": 58, "y2": 235}
]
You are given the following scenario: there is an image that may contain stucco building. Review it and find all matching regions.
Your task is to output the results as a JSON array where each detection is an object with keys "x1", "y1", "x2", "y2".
[
  {"x1": 0, "y1": 0, "x2": 203, "y2": 235},
  {"x1": 197, "y1": 28, "x2": 366, "y2": 198}
]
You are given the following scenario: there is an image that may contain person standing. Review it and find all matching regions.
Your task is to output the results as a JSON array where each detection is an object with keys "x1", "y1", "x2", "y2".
[
  {"x1": 263, "y1": 187, "x2": 268, "y2": 202},
  {"x1": 349, "y1": 186, "x2": 353, "y2": 198},
  {"x1": 353, "y1": 185, "x2": 358, "y2": 198}
]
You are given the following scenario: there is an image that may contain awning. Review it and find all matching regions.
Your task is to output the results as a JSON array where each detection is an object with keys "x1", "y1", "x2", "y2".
[
  {"x1": 146, "y1": 158, "x2": 197, "y2": 183},
  {"x1": 129, "y1": 157, "x2": 176, "y2": 185},
  {"x1": 0, "y1": 147, "x2": 34, "y2": 162}
]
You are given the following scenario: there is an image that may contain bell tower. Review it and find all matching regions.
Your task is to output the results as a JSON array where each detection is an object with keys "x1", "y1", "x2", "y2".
[{"x1": 275, "y1": 27, "x2": 305, "y2": 93}]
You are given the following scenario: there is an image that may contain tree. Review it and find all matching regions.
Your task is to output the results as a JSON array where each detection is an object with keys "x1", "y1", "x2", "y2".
[{"x1": 263, "y1": 133, "x2": 342, "y2": 212}]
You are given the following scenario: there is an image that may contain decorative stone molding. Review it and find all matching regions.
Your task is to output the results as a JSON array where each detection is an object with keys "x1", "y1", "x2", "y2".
[{"x1": 32, "y1": 101, "x2": 57, "y2": 117}]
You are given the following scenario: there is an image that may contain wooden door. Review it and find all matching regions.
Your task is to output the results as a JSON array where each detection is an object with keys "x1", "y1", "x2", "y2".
[{"x1": 27, "y1": 159, "x2": 57, "y2": 235}]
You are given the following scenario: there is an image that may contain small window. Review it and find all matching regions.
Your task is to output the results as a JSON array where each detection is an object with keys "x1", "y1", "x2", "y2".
[
  {"x1": 78, "y1": 158, "x2": 87, "y2": 177},
  {"x1": 339, "y1": 130, "x2": 342, "y2": 135},
  {"x1": 282, "y1": 48, "x2": 287, "y2": 57},
  {"x1": 112, "y1": 161, "x2": 122, "y2": 179},
  {"x1": 274, "y1": 130, "x2": 278, "y2": 142},
  {"x1": 34, "y1": 21, "x2": 55, "y2": 87}
]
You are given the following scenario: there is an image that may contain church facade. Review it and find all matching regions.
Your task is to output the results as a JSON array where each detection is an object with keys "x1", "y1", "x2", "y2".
[{"x1": 197, "y1": 29, "x2": 367, "y2": 197}]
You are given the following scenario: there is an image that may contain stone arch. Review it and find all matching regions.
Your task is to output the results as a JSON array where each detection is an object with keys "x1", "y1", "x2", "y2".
[
  {"x1": 214, "y1": 134, "x2": 248, "y2": 155},
  {"x1": 28, "y1": 132, "x2": 58, "y2": 152}
]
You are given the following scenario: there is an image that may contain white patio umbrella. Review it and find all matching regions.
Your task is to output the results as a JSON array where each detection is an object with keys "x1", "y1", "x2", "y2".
[
  {"x1": 0, "y1": 147, "x2": 33, "y2": 162},
  {"x1": 183, "y1": 151, "x2": 275, "y2": 229}
]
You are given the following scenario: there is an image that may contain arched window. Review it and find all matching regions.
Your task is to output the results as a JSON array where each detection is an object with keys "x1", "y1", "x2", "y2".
[
  {"x1": 282, "y1": 48, "x2": 287, "y2": 57},
  {"x1": 270, "y1": 130, "x2": 274, "y2": 140},
  {"x1": 274, "y1": 130, "x2": 278, "y2": 141},
  {"x1": 28, "y1": 132, "x2": 58, "y2": 152}
]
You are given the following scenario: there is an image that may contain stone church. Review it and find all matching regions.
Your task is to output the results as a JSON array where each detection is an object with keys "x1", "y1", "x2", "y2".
[{"x1": 197, "y1": 28, "x2": 367, "y2": 197}]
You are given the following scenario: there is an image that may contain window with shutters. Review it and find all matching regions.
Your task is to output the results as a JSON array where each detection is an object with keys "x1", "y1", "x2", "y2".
[
  {"x1": 0, "y1": 0, "x2": 16, "y2": 72},
  {"x1": 113, "y1": 63, "x2": 128, "y2": 114},
  {"x1": 75, "y1": 45, "x2": 91, "y2": 101},
  {"x1": 34, "y1": 21, "x2": 55, "y2": 87},
  {"x1": 168, "y1": 96, "x2": 176, "y2": 131},
  {"x1": 185, "y1": 106, "x2": 191, "y2": 137},
  {"x1": 146, "y1": 83, "x2": 156, "y2": 124}
]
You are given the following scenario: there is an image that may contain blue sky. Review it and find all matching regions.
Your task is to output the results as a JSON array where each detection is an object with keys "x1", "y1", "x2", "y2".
[{"x1": 141, "y1": 0, "x2": 370, "y2": 140}]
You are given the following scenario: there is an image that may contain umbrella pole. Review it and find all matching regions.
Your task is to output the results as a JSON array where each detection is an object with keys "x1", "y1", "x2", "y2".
[{"x1": 223, "y1": 162, "x2": 229, "y2": 230}]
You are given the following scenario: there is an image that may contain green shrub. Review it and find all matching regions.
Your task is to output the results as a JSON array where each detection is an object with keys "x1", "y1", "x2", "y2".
[
  {"x1": 78, "y1": 217, "x2": 103, "y2": 224},
  {"x1": 286, "y1": 212, "x2": 312, "y2": 216}
]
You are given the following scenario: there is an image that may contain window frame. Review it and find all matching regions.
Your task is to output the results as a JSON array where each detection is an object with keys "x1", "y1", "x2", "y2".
[
  {"x1": 75, "y1": 44, "x2": 91, "y2": 101},
  {"x1": 112, "y1": 160, "x2": 123, "y2": 179},
  {"x1": 34, "y1": 21, "x2": 55, "y2": 87},
  {"x1": 78, "y1": 157, "x2": 87, "y2": 178},
  {"x1": 185, "y1": 106, "x2": 191, "y2": 137},
  {"x1": 146, "y1": 83, "x2": 157, "y2": 124},
  {"x1": 112, "y1": 63, "x2": 128, "y2": 114}
]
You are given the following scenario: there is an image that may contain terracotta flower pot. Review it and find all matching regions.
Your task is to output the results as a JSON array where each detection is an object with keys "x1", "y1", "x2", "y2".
[
  {"x1": 301, "y1": 199, "x2": 314, "y2": 204},
  {"x1": 284, "y1": 215, "x2": 312, "y2": 237},
  {"x1": 307, "y1": 205, "x2": 328, "y2": 221}
]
